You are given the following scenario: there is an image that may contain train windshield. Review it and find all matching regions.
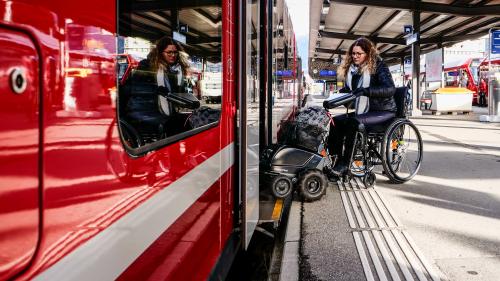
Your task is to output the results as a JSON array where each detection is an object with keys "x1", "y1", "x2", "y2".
[{"x1": 470, "y1": 59, "x2": 481, "y2": 84}]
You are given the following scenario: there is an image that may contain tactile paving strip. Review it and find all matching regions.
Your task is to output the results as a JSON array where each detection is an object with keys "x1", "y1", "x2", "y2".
[{"x1": 337, "y1": 178, "x2": 444, "y2": 281}]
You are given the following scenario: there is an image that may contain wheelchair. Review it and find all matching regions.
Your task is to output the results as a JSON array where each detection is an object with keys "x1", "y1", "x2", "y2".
[{"x1": 333, "y1": 87, "x2": 423, "y2": 187}]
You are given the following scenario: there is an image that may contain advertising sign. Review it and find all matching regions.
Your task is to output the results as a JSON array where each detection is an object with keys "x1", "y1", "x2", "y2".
[{"x1": 425, "y1": 49, "x2": 443, "y2": 82}]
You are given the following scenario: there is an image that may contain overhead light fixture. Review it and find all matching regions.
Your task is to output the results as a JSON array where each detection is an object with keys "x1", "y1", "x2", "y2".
[
  {"x1": 322, "y1": 0, "x2": 330, "y2": 15},
  {"x1": 316, "y1": 41, "x2": 320, "y2": 48}
]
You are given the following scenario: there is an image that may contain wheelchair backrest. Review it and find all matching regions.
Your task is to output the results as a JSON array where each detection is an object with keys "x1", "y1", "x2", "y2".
[{"x1": 394, "y1": 87, "x2": 408, "y2": 118}]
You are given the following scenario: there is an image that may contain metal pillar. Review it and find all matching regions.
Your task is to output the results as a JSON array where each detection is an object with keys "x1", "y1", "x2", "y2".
[
  {"x1": 481, "y1": 27, "x2": 500, "y2": 122},
  {"x1": 259, "y1": 0, "x2": 267, "y2": 149},
  {"x1": 411, "y1": 9, "x2": 422, "y2": 116}
]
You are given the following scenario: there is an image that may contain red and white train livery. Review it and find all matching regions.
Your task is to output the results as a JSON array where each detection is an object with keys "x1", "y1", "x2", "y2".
[{"x1": 0, "y1": 0, "x2": 301, "y2": 280}]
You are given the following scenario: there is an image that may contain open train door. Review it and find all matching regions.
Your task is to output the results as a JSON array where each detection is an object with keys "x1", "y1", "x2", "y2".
[
  {"x1": 0, "y1": 26, "x2": 41, "y2": 279},
  {"x1": 238, "y1": 0, "x2": 262, "y2": 249}
]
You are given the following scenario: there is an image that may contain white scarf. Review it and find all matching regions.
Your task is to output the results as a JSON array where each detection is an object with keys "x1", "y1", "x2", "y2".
[
  {"x1": 346, "y1": 64, "x2": 370, "y2": 115},
  {"x1": 156, "y1": 64, "x2": 183, "y2": 116}
]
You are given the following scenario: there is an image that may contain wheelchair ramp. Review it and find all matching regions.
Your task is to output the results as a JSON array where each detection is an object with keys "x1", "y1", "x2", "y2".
[{"x1": 337, "y1": 179, "x2": 443, "y2": 281}]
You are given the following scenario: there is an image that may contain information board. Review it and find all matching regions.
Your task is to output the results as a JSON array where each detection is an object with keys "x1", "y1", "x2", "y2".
[{"x1": 491, "y1": 29, "x2": 500, "y2": 54}]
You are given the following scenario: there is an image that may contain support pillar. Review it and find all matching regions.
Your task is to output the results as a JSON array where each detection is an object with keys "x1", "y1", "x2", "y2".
[{"x1": 411, "y1": 8, "x2": 422, "y2": 116}]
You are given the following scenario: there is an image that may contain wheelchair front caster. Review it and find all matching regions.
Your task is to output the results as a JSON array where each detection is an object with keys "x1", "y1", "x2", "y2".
[
  {"x1": 363, "y1": 172, "x2": 376, "y2": 188},
  {"x1": 271, "y1": 176, "x2": 293, "y2": 198},
  {"x1": 341, "y1": 174, "x2": 351, "y2": 184}
]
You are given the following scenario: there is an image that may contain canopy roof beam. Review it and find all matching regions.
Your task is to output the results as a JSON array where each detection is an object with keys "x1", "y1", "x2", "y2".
[
  {"x1": 123, "y1": 0, "x2": 221, "y2": 12},
  {"x1": 330, "y1": 0, "x2": 500, "y2": 16},
  {"x1": 319, "y1": 30, "x2": 406, "y2": 45}
]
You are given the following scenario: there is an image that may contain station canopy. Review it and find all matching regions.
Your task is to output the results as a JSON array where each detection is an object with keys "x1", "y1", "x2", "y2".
[
  {"x1": 309, "y1": 0, "x2": 500, "y2": 75},
  {"x1": 119, "y1": 0, "x2": 222, "y2": 57}
]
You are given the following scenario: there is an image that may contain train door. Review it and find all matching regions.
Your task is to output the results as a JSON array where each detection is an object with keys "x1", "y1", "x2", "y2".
[
  {"x1": 239, "y1": 0, "x2": 261, "y2": 249},
  {"x1": 0, "y1": 27, "x2": 40, "y2": 279}
]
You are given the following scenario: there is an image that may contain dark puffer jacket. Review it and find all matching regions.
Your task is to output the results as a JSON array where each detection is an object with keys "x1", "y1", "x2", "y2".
[
  {"x1": 340, "y1": 58, "x2": 397, "y2": 112},
  {"x1": 367, "y1": 59, "x2": 397, "y2": 112}
]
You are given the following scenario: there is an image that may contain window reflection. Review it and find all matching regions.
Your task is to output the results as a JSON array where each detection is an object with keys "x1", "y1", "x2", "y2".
[{"x1": 117, "y1": 1, "x2": 222, "y2": 151}]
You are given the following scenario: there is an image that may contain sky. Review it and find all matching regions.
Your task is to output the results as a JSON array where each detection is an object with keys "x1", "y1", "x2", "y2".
[{"x1": 286, "y1": 0, "x2": 310, "y2": 74}]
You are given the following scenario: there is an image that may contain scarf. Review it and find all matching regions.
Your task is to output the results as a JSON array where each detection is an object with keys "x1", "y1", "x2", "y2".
[
  {"x1": 157, "y1": 64, "x2": 183, "y2": 116},
  {"x1": 346, "y1": 64, "x2": 370, "y2": 115}
]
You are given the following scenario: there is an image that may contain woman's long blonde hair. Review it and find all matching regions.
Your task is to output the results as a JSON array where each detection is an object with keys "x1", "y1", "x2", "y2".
[
  {"x1": 338, "y1": 37, "x2": 378, "y2": 80},
  {"x1": 147, "y1": 36, "x2": 190, "y2": 75}
]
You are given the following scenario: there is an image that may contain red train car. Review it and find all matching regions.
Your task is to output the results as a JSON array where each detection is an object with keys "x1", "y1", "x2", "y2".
[
  {"x1": 444, "y1": 57, "x2": 500, "y2": 105},
  {"x1": 443, "y1": 57, "x2": 481, "y2": 103},
  {"x1": 0, "y1": 0, "x2": 300, "y2": 280}
]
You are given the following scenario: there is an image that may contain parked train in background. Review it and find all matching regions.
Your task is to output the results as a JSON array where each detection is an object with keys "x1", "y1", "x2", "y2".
[
  {"x1": 0, "y1": 0, "x2": 302, "y2": 280},
  {"x1": 443, "y1": 57, "x2": 500, "y2": 105}
]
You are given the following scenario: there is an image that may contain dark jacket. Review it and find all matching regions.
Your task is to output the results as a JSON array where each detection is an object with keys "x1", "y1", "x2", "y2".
[
  {"x1": 121, "y1": 60, "x2": 159, "y2": 115},
  {"x1": 367, "y1": 59, "x2": 397, "y2": 112},
  {"x1": 122, "y1": 59, "x2": 186, "y2": 115},
  {"x1": 341, "y1": 59, "x2": 397, "y2": 112}
]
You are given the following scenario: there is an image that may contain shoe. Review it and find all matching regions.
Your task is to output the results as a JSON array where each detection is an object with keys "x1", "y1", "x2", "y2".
[
  {"x1": 331, "y1": 161, "x2": 348, "y2": 176},
  {"x1": 323, "y1": 165, "x2": 339, "y2": 181}
]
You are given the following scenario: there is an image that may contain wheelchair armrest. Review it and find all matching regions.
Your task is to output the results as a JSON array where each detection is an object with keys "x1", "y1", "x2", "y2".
[
  {"x1": 157, "y1": 86, "x2": 201, "y2": 109},
  {"x1": 324, "y1": 93, "x2": 356, "y2": 109}
]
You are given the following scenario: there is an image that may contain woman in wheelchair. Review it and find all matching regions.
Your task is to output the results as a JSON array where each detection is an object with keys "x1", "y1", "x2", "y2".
[
  {"x1": 120, "y1": 36, "x2": 197, "y2": 144},
  {"x1": 323, "y1": 37, "x2": 397, "y2": 177}
]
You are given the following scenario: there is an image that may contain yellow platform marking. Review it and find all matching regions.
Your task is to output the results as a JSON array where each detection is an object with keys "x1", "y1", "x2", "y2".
[{"x1": 271, "y1": 198, "x2": 284, "y2": 220}]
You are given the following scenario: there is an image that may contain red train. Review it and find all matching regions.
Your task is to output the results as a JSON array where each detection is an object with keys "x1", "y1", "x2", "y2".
[
  {"x1": 443, "y1": 57, "x2": 500, "y2": 105},
  {"x1": 0, "y1": 0, "x2": 301, "y2": 280}
]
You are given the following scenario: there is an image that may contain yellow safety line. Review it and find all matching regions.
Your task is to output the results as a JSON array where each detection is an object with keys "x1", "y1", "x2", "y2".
[{"x1": 271, "y1": 198, "x2": 284, "y2": 220}]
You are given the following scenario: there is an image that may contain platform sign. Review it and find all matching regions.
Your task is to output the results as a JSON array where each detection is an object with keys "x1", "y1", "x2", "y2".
[
  {"x1": 276, "y1": 70, "x2": 295, "y2": 80},
  {"x1": 491, "y1": 29, "x2": 500, "y2": 54},
  {"x1": 319, "y1": 69, "x2": 336, "y2": 76},
  {"x1": 404, "y1": 25, "x2": 413, "y2": 35},
  {"x1": 406, "y1": 33, "x2": 419, "y2": 45},
  {"x1": 179, "y1": 24, "x2": 189, "y2": 34},
  {"x1": 173, "y1": 31, "x2": 186, "y2": 44}
]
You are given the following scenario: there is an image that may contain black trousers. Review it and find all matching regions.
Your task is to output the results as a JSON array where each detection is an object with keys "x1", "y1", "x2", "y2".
[
  {"x1": 479, "y1": 92, "x2": 487, "y2": 107},
  {"x1": 328, "y1": 111, "x2": 396, "y2": 164}
]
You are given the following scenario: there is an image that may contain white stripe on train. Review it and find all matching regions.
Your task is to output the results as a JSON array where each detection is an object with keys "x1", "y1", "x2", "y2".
[{"x1": 34, "y1": 143, "x2": 235, "y2": 281}]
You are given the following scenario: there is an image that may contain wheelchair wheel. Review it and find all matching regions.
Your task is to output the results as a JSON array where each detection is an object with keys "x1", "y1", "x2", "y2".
[
  {"x1": 299, "y1": 170, "x2": 327, "y2": 201},
  {"x1": 381, "y1": 119, "x2": 423, "y2": 183},
  {"x1": 271, "y1": 176, "x2": 293, "y2": 198},
  {"x1": 119, "y1": 120, "x2": 143, "y2": 148}
]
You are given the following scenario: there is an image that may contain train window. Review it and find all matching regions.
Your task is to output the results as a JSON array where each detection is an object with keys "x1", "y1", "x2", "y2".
[{"x1": 117, "y1": 1, "x2": 222, "y2": 154}]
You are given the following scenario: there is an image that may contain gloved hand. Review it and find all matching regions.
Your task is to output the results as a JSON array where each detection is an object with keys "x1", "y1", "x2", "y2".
[
  {"x1": 338, "y1": 87, "x2": 350, "y2": 93},
  {"x1": 323, "y1": 99, "x2": 332, "y2": 110},
  {"x1": 157, "y1": 86, "x2": 170, "y2": 97},
  {"x1": 352, "y1": 87, "x2": 369, "y2": 97}
]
